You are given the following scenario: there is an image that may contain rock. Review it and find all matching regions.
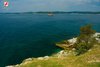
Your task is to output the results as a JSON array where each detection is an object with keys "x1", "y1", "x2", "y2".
[
  {"x1": 37, "y1": 56, "x2": 49, "y2": 60},
  {"x1": 58, "y1": 50, "x2": 64, "y2": 55},
  {"x1": 68, "y1": 38, "x2": 77, "y2": 44},
  {"x1": 88, "y1": 49, "x2": 92, "y2": 52},
  {"x1": 37, "y1": 57, "x2": 44, "y2": 60},
  {"x1": 5, "y1": 66, "x2": 14, "y2": 67},
  {"x1": 63, "y1": 51, "x2": 68, "y2": 56},
  {"x1": 15, "y1": 64, "x2": 19, "y2": 67},
  {"x1": 57, "y1": 50, "x2": 69, "y2": 58},
  {"x1": 72, "y1": 48, "x2": 76, "y2": 51},
  {"x1": 57, "y1": 50, "x2": 64, "y2": 58},
  {"x1": 93, "y1": 33, "x2": 100, "y2": 37},
  {"x1": 25, "y1": 58, "x2": 33, "y2": 61},
  {"x1": 44, "y1": 56, "x2": 49, "y2": 59},
  {"x1": 94, "y1": 33, "x2": 100, "y2": 43},
  {"x1": 6, "y1": 64, "x2": 19, "y2": 67}
]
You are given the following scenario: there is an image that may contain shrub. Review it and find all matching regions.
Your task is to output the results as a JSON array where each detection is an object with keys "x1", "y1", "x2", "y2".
[
  {"x1": 74, "y1": 24, "x2": 96, "y2": 55},
  {"x1": 75, "y1": 42, "x2": 87, "y2": 55}
]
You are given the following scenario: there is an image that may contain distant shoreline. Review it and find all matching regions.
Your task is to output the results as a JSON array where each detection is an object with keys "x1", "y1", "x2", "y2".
[{"x1": 0, "y1": 11, "x2": 100, "y2": 14}]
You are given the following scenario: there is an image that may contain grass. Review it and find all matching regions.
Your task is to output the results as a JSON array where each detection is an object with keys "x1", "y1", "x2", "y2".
[{"x1": 14, "y1": 44, "x2": 100, "y2": 67}]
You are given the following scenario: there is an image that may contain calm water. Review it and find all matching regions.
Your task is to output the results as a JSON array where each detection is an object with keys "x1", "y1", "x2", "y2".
[{"x1": 0, "y1": 14, "x2": 100, "y2": 67}]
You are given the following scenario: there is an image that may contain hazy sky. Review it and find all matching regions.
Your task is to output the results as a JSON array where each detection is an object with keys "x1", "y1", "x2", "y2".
[{"x1": 0, "y1": 0, "x2": 100, "y2": 12}]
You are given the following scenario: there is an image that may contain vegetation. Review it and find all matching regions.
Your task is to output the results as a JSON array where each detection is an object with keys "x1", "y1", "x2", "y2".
[
  {"x1": 11, "y1": 44, "x2": 100, "y2": 67},
  {"x1": 74, "y1": 24, "x2": 96, "y2": 55},
  {"x1": 56, "y1": 24, "x2": 98, "y2": 55}
]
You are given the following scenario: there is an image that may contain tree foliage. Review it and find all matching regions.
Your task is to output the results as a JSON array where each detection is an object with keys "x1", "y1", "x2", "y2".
[{"x1": 74, "y1": 24, "x2": 96, "y2": 55}]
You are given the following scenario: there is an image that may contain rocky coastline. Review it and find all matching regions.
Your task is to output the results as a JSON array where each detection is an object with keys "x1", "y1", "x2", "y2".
[{"x1": 6, "y1": 33, "x2": 100, "y2": 67}]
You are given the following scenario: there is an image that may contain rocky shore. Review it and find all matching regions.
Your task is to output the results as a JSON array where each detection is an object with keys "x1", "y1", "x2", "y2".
[{"x1": 6, "y1": 33, "x2": 100, "y2": 67}]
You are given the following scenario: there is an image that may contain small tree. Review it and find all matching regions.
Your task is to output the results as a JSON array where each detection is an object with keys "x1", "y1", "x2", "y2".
[
  {"x1": 74, "y1": 24, "x2": 96, "y2": 55},
  {"x1": 80, "y1": 24, "x2": 95, "y2": 36}
]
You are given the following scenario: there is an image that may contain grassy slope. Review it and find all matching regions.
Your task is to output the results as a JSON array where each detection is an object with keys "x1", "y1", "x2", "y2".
[{"x1": 15, "y1": 44, "x2": 100, "y2": 67}]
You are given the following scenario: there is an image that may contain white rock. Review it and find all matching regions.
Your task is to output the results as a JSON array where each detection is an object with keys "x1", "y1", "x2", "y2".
[
  {"x1": 72, "y1": 48, "x2": 76, "y2": 51},
  {"x1": 63, "y1": 52, "x2": 68, "y2": 56},
  {"x1": 88, "y1": 49, "x2": 92, "y2": 52},
  {"x1": 37, "y1": 57, "x2": 44, "y2": 60},
  {"x1": 68, "y1": 38, "x2": 77, "y2": 44},
  {"x1": 5, "y1": 66, "x2": 14, "y2": 67},
  {"x1": 94, "y1": 33, "x2": 100, "y2": 37},
  {"x1": 58, "y1": 50, "x2": 64, "y2": 55},
  {"x1": 44, "y1": 56, "x2": 49, "y2": 60},
  {"x1": 25, "y1": 58, "x2": 32, "y2": 61},
  {"x1": 44, "y1": 56, "x2": 49, "y2": 59}
]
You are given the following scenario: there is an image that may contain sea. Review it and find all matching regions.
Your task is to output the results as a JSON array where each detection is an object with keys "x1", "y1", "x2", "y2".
[{"x1": 0, "y1": 13, "x2": 100, "y2": 67}]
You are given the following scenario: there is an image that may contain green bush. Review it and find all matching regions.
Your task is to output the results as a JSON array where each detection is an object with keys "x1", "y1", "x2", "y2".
[
  {"x1": 80, "y1": 24, "x2": 95, "y2": 36},
  {"x1": 75, "y1": 42, "x2": 87, "y2": 55},
  {"x1": 74, "y1": 24, "x2": 96, "y2": 55}
]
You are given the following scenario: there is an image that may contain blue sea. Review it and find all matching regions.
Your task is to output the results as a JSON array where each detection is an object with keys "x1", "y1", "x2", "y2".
[{"x1": 0, "y1": 13, "x2": 100, "y2": 67}]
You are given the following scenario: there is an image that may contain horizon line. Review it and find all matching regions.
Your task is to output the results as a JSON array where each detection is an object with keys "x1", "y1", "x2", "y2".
[{"x1": 0, "y1": 11, "x2": 100, "y2": 13}]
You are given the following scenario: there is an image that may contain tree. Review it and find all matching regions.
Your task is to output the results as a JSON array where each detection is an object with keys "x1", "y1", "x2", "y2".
[
  {"x1": 74, "y1": 24, "x2": 96, "y2": 55},
  {"x1": 80, "y1": 24, "x2": 95, "y2": 36}
]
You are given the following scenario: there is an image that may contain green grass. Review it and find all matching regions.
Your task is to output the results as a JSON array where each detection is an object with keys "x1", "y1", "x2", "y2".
[{"x1": 14, "y1": 44, "x2": 100, "y2": 67}]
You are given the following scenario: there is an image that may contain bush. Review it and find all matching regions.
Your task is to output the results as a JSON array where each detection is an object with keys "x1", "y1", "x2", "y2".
[
  {"x1": 75, "y1": 42, "x2": 87, "y2": 55},
  {"x1": 80, "y1": 24, "x2": 95, "y2": 36},
  {"x1": 74, "y1": 24, "x2": 96, "y2": 55}
]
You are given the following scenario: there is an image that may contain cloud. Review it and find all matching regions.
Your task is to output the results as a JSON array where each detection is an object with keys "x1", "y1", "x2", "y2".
[{"x1": 0, "y1": 0, "x2": 100, "y2": 12}]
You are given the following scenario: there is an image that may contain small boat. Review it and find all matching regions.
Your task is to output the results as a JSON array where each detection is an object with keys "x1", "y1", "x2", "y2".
[{"x1": 48, "y1": 13, "x2": 54, "y2": 16}]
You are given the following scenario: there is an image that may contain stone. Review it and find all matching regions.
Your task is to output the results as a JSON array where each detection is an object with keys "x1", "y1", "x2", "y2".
[
  {"x1": 37, "y1": 57, "x2": 44, "y2": 60},
  {"x1": 25, "y1": 58, "x2": 33, "y2": 61},
  {"x1": 5, "y1": 66, "x2": 14, "y2": 67},
  {"x1": 68, "y1": 38, "x2": 77, "y2": 44},
  {"x1": 44, "y1": 56, "x2": 49, "y2": 59},
  {"x1": 72, "y1": 48, "x2": 76, "y2": 51}
]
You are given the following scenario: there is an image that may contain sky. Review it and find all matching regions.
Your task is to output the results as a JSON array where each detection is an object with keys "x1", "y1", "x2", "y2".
[{"x1": 0, "y1": 0, "x2": 100, "y2": 12}]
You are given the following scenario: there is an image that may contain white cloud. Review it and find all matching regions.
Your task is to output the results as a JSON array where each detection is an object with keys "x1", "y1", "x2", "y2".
[{"x1": 1, "y1": 0, "x2": 100, "y2": 12}]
